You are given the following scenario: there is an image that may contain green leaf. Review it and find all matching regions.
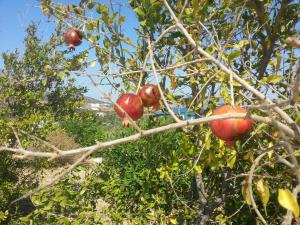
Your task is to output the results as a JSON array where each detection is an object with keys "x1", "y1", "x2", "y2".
[
  {"x1": 42, "y1": 78, "x2": 48, "y2": 86},
  {"x1": 169, "y1": 218, "x2": 178, "y2": 224},
  {"x1": 133, "y1": 7, "x2": 145, "y2": 18},
  {"x1": 275, "y1": 53, "x2": 282, "y2": 71},
  {"x1": 234, "y1": 39, "x2": 249, "y2": 49},
  {"x1": 228, "y1": 50, "x2": 241, "y2": 62},
  {"x1": 86, "y1": 21, "x2": 95, "y2": 31},
  {"x1": 87, "y1": 2, "x2": 96, "y2": 9},
  {"x1": 140, "y1": 20, "x2": 147, "y2": 26},
  {"x1": 96, "y1": 4, "x2": 108, "y2": 15},
  {"x1": 73, "y1": 7, "x2": 83, "y2": 15},
  {"x1": 296, "y1": 113, "x2": 300, "y2": 125},
  {"x1": 267, "y1": 75, "x2": 284, "y2": 84},
  {"x1": 96, "y1": 4, "x2": 109, "y2": 23},
  {"x1": 193, "y1": 165, "x2": 202, "y2": 174},
  {"x1": 0, "y1": 210, "x2": 8, "y2": 222},
  {"x1": 118, "y1": 16, "x2": 126, "y2": 25},
  {"x1": 205, "y1": 130, "x2": 211, "y2": 150},
  {"x1": 91, "y1": 35, "x2": 100, "y2": 42},
  {"x1": 220, "y1": 85, "x2": 231, "y2": 103},
  {"x1": 58, "y1": 71, "x2": 65, "y2": 80},
  {"x1": 278, "y1": 189, "x2": 299, "y2": 218},
  {"x1": 227, "y1": 150, "x2": 237, "y2": 169}
]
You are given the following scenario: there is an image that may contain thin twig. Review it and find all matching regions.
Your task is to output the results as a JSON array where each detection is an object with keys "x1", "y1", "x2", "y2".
[
  {"x1": 12, "y1": 128, "x2": 23, "y2": 149},
  {"x1": 19, "y1": 129, "x2": 62, "y2": 154},
  {"x1": 147, "y1": 37, "x2": 182, "y2": 122},
  {"x1": 136, "y1": 25, "x2": 177, "y2": 94},
  {"x1": 247, "y1": 150, "x2": 270, "y2": 225},
  {"x1": 292, "y1": 57, "x2": 300, "y2": 104}
]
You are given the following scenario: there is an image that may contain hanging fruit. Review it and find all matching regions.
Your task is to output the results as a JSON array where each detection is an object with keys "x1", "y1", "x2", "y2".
[
  {"x1": 64, "y1": 29, "x2": 83, "y2": 50},
  {"x1": 210, "y1": 105, "x2": 253, "y2": 147},
  {"x1": 138, "y1": 84, "x2": 161, "y2": 110},
  {"x1": 114, "y1": 93, "x2": 144, "y2": 126}
]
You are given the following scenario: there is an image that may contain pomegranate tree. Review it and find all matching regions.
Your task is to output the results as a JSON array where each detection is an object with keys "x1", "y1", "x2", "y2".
[
  {"x1": 64, "y1": 29, "x2": 82, "y2": 50},
  {"x1": 210, "y1": 105, "x2": 253, "y2": 146},
  {"x1": 114, "y1": 93, "x2": 144, "y2": 126},
  {"x1": 138, "y1": 84, "x2": 161, "y2": 110}
]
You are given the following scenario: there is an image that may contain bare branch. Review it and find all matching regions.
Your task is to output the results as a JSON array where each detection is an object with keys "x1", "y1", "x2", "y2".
[
  {"x1": 11, "y1": 148, "x2": 95, "y2": 204},
  {"x1": 0, "y1": 113, "x2": 297, "y2": 160},
  {"x1": 147, "y1": 37, "x2": 182, "y2": 123},
  {"x1": 19, "y1": 129, "x2": 62, "y2": 154},
  {"x1": 247, "y1": 150, "x2": 270, "y2": 225},
  {"x1": 292, "y1": 58, "x2": 300, "y2": 104},
  {"x1": 12, "y1": 128, "x2": 23, "y2": 149}
]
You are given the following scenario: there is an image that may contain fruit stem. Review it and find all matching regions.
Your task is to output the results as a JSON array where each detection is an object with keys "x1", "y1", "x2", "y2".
[{"x1": 230, "y1": 72, "x2": 235, "y2": 106}]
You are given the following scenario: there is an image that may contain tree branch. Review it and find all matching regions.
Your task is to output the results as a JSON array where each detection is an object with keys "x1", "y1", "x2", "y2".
[{"x1": 162, "y1": 0, "x2": 294, "y2": 125}]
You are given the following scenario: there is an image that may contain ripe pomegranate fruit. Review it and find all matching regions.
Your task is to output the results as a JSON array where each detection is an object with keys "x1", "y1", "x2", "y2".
[
  {"x1": 64, "y1": 29, "x2": 82, "y2": 50},
  {"x1": 210, "y1": 105, "x2": 253, "y2": 147},
  {"x1": 114, "y1": 93, "x2": 144, "y2": 126},
  {"x1": 138, "y1": 84, "x2": 161, "y2": 110}
]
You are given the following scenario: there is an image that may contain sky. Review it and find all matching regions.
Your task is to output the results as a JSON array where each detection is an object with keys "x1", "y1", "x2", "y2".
[
  {"x1": 2, "y1": 1, "x2": 298, "y2": 103},
  {"x1": 0, "y1": 0, "x2": 139, "y2": 99},
  {"x1": 0, "y1": 0, "x2": 56, "y2": 58}
]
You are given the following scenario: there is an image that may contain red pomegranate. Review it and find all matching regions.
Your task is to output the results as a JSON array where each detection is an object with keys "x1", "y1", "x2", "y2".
[
  {"x1": 114, "y1": 93, "x2": 144, "y2": 126},
  {"x1": 138, "y1": 84, "x2": 161, "y2": 110},
  {"x1": 210, "y1": 105, "x2": 253, "y2": 147},
  {"x1": 64, "y1": 29, "x2": 82, "y2": 50}
]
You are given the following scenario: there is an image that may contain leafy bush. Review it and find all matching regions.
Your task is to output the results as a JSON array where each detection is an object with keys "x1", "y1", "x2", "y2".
[
  {"x1": 18, "y1": 117, "x2": 197, "y2": 224},
  {"x1": 62, "y1": 111, "x2": 107, "y2": 147}
]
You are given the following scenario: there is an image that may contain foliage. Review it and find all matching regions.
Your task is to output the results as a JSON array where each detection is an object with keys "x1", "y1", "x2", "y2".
[
  {"x1": 0, "y1": 24, "x2": 87, "y2": 224},
  {"x1": 62, "y1": 110, "x2": 107, "y2": 147},
  {"x1": 19, "y1": 117, "x2": 198, "y2": 224},
  {"x1": 0, "y1": 0, "x2": 299, "y2": 224},
  {"x1": 0, "y1": 24, "x2": 86, "y2": 123}
]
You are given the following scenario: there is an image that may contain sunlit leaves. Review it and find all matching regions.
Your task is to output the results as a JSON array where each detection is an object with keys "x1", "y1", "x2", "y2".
[
  {"x1": 0, "y1": 211, "x2": 8, "y2": 223},
  {"x1": 96, "y1": 4, "x2": 110, "y2": 24},
  {"x1": 278, "y1": 189, "x2": 299, "y2": 218},
  {"x1": 227, "y1": 150, "x2": 237, "y2": 169},
  {"x1": 267, "y1": 75, "x2": 284, "y2": 84},
  {"x1": 228, "y1": 50, "x2": 241, "y2": 62},
  {"x1": 220, "y1": 85, "x2": 231, "y2": 103},
  {"x1": 118, "y1": 16, "x2": 126, "y2": 25}
]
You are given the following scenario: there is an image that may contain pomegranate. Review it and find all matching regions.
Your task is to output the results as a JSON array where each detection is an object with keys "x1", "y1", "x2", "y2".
[
  {"x1": 210, "y1": 105, "x2": 253, "y2": 147},
  {"x1": 138, "y1": 84, "x2": 161, "y2": 110},
  {"x1": 114, "y1": 93, "x2": 144, "y2": 126},
  {"x1": 64, "y1": 29, "x2": 82, "y2": 50}
]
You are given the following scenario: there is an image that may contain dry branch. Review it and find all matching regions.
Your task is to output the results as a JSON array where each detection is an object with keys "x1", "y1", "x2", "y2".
[{"x1": 1, "y1": 112, "x2": 297, "y2": 160}]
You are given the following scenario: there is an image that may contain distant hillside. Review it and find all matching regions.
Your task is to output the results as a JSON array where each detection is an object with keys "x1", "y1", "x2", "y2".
[{"x1": 82, "y1": 96, "x2": 113, "y2": 115}]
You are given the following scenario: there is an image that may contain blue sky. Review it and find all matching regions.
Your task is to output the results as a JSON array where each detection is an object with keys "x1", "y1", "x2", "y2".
[
  {"x1": 0, "y1": 0, "x2": 139, "y2": 99},
  {"x1": 0, "y1": 0, "x2": 56, "y2": 59}
]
